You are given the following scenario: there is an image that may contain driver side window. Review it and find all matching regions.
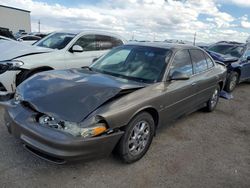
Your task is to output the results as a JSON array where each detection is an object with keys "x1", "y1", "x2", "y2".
[
  {"x1": 170, "y1": 50, "x2": 193, "y2": 77},
  {"x1": 74, "y1": 35, "x2": 97, "y2": 51}
]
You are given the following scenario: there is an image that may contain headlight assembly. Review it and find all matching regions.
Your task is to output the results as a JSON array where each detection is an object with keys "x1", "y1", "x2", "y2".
[
  {"x1": 38, "y1": 115, "x2": 108, "y2": 138},
  {"x1": 10, "y1": 60, "x2": 24, "y2": 68},
  {"x1": 0, "y1": 60, "x2": 24, "y2": 74}
]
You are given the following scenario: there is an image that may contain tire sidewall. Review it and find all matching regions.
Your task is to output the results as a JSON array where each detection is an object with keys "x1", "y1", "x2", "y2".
[
  {"x1": 207, "y1": 86, "x2": 220, "y2": 112},
  {"x1": 225, "y1": 72, "x2": 239, "y2": 92},
  {"x1": 118, "y1": 112, "x2": 155, "y2": 163}
]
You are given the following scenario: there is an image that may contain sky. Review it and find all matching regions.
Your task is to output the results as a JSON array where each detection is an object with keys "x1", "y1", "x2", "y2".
[{"x1": 0, "y1": 0, "x2": 250, "y2": 43}]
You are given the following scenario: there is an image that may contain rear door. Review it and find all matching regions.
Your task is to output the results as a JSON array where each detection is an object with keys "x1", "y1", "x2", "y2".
[
  {"x1": 189, "y1": 49, "x2": 217, "y2": 105},
  {"x1": 161, "y1": 49, "x2": 198, "y2": 121}
]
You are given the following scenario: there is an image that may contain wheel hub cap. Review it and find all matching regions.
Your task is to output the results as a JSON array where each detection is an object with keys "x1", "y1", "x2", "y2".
[
  {"x1": 229, "y1": 76, "x2": 237, "y2": 91},
  {"x1": 211, "y1": 89, "x2": 219, "y2": 107},
  {"x1": 128, "y1": 121, "x2": 150, "y2": 156}
]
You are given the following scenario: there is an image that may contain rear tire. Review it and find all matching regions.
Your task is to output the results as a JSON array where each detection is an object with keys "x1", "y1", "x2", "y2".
[
  {"x1": 116, "y1": 112, "x2": 155, "y2": 163},
  {"x1": 224, "y1": 71, "x2": 239, "y2": 93},
  {"x1": 205, "y1": 85, "x2": 220, "y2": 112}
]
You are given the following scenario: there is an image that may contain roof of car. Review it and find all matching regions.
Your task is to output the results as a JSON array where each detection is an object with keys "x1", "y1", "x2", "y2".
[
  {"x1": 213, "y1": 41, "x2": 245, "y2": 46},
  {"x1": 52, "y1": 30, "x2": 127, "y2": 42},
  {"x1": 126, "y1": 42, "x2": 200, "y2": 51}
]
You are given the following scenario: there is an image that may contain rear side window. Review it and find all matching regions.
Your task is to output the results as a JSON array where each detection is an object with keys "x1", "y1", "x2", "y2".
[
  {"x1": 74, "y1": 35, "x2": 123, "y2": 51},
  {"x1": 204, "y1": 53, "x2": 214, "y2": 68},
  {"x1": 189, "y1": 50, "x2": 208, "y2": 74},
  {"x1": 96, "y1": 35, "x2": 123, "y2": 50},
  {"x1": 110, "y1": 37, "x2": 123, "y2": 48},
  {"x1": 95, "y1": 35, "x2": 113, "y2": 50},
  {"x1": 170, "y1": 50, "x2": 193, "y2": 76}
]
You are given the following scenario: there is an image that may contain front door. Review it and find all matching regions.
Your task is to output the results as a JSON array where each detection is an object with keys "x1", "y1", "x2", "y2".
[{"x1": 161, "y1": 49, "x2": 198, "y2": 122}]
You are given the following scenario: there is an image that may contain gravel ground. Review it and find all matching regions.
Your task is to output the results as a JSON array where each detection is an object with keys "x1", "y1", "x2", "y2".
[{"x1": 0, "y1": 84, "x2": 249, "y2": 188}]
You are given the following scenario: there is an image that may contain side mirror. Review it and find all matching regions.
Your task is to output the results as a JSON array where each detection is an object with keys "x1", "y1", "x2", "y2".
[
  {"x1": 170, "y1": 71, "x2": 190, "y2": 81},
  {"x1": 247, "y1": 56, "x2": 250, "y2": 61},
  {"x1": 17, "y1": 38, "x2": 23, "y2": 42},
  {"x1": 71, "y1": 45, "x2": 83, "y2": 53}
]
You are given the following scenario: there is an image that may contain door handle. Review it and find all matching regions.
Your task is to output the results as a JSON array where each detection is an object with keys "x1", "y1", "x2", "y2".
[{"x1": 191, "y1": 82, "x2": 197, "y2": 86}]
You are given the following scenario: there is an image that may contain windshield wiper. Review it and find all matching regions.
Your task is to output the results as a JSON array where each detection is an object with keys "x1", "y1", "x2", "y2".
[{"x1": 81, "y1": 66, "x2": 93, "y2": 71}]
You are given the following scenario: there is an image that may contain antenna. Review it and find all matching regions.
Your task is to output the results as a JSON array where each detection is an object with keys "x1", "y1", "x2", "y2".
[
  {"x1": 38, "y1": 20, "x2": 41, "y2": 33},
  {"x1": 193, "y1": 32, "x2": 196, "y2": 46}
]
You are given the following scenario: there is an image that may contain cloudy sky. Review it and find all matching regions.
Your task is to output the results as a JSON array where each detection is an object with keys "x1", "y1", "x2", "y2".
[{"x1": 1, "y1": 0, "x2": 250, "y2": 43}]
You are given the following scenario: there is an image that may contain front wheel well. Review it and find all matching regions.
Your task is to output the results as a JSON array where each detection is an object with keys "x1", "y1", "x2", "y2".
[
  {"x1": 233, "y1": 69, "x2": 241, "y2": 79},
  {"x1": 129, "y1": 108, "x2": 159, "y2": 129}
]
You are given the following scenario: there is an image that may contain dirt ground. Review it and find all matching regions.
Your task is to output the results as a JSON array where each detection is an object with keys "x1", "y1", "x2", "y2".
[{"x1": 0, "y1": 84, "x2": 249, "y2": 188}]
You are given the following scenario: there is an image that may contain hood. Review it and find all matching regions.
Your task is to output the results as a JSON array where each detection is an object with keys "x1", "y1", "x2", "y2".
[
  {"x1": 206, "y1": 50, "x2": 238, "y2": 63},
  {"x1": 17, "y1": 69, "x2": 145, "y2": 122},
  {"x1": 0, "y1": 41, "x2": 53, "y2": 61}
]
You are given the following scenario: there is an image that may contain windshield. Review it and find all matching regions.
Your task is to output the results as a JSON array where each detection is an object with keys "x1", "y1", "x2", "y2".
[
  {"x1": 208, "y1": 44, "x2": 245, "y2": 58},
  {"x1": 91, "y1": 45, "x2": 171, "y2": 83},
  {"x1": 35, "y1": 32, "x2": 76, "y2": 49}
]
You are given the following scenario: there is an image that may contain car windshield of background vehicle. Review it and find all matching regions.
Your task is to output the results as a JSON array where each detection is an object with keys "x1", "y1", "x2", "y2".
[
  {"x1": 91, "y1": 45, "x2": 171, "y2": 83},
  {"x1": 208, "y1": 44, "x2": 245, "y2": 58},
  {"x1": 35, "y1": 32, "x2": 76, "y2": 49}
]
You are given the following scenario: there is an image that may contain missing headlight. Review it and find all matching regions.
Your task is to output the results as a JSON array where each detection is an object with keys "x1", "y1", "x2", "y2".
[{"x1": 39, "y1": 115, "x2": 65, "y2": 129}]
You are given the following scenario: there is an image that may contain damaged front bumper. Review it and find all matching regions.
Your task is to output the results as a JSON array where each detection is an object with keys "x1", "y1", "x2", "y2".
[
  {"x1": 0, "y1": 70, "x2": 21, "y2": 101},
  {"x1": 3, "y1": 104, "x2": 124, "y2": 164}
]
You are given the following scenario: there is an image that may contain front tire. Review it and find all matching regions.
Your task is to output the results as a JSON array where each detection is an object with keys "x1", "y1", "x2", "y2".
[
  {"x1": 205, "y1": 85, "x2": 220, "y2": 112},
  {"x1": 116, "y1": 112, "x2": 155, "y2": 163},
  {"x1": 224, "y1": 71, "x2": 239, "y2": 93}
]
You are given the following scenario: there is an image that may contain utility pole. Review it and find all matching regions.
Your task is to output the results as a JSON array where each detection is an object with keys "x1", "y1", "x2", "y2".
[
  {"x1": 38, "y1": 20, "x2": 41, "y2": 33},
  {"x1": 132, "y1": 32, "x2": 135, "y2": 41},
  {"x1": 193, "y1": 32, "x2": 196, "y2": 46}
]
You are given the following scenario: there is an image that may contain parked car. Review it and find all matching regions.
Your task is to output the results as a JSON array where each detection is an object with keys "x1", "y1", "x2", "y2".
[
  {"x1": 0, "y1": 35, "x2": 16, "y2": 42},
  {"x1": 29, "y1": 32, "x2": 48, "y2": 39},
  {"x1": 2, "y1": 43, "x2": 227, "y2": 164},
  {"x1": 17, "y1": 35, "x2": 42, "y2": 45},
  {"x1": 0, "y1": 27, "x2": 16, "y2": 40},
  {"x1": 0, "y1": 31, "x2": 126, "y2": 99},
  {"x1": 206, "y1": 41, "x2": 250, "y2": 92},
  {"x1": 14, "y1": 31, "x2": 28, "y2": 39}
]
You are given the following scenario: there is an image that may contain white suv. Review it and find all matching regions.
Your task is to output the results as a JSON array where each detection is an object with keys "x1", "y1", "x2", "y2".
[{"x1": 0, "y1": 31, "x2": 126, "y2": 98}]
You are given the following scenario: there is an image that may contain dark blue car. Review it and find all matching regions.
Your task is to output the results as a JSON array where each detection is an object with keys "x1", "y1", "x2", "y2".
[{"x1": 206, "y1": 41, "x2": 250, "y2": 92}]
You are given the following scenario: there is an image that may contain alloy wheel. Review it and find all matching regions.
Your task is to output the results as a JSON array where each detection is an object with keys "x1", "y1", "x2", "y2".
[
  {"x1": 127, "y1": 120, "x2": 150, "y2": 156},
  {"x1": 229, "y1": 75, "x2": 238, "y2": 91},
  {"x1": 210, "y1": 88, "x2": 219, "y2": 108}
]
